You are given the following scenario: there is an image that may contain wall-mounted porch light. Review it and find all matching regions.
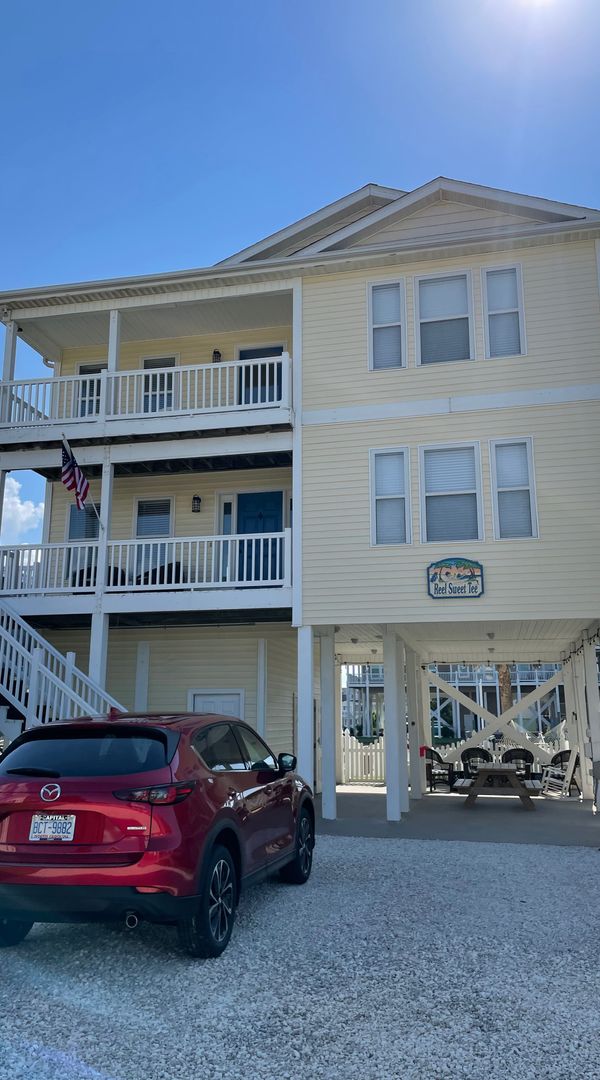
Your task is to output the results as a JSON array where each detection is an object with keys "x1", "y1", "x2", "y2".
[
  {"x1": 192, "y1": 495, "x2": 202, "y2": 513},
  {"x1": 212, "y1": 349, "x2": 222, "y2": 363}
]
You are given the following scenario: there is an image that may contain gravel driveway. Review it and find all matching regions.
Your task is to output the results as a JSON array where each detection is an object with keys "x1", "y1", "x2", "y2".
[{"x1": 2, "y1": 836, "x2": 600, "y2": 1080}]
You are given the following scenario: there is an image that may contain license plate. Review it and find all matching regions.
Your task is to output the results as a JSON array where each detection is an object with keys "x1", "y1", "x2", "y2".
[{"x1": 29, "y1": 814, "x2": 76, "y2": 842}]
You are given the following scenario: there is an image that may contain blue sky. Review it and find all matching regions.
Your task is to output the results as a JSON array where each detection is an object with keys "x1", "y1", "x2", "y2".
[{"x1": 1, "y1": 0, "x2": 599, "y2": 538}]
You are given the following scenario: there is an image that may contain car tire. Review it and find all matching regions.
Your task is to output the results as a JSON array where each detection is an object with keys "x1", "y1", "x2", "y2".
[
  {"x1": 0, "y1": 919, "x2": 33, "y2": 948},
  {"x1": 280, "y1": 806, "x2": 314, "y2": 885},
  {"x1": 178, "y1": 844, "x2": 237, "y2": 959}
]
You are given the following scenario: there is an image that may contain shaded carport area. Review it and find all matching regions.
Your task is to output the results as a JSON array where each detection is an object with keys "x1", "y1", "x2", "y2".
[{"x1": 305, "y1": 617, "x2": 600, "y2": 829}]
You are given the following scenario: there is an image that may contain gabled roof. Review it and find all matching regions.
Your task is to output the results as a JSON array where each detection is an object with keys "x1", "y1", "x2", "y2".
[
  {"x1": 216, "y1": 183, "x2": 406, "y2": 266},
  {"x1": 219, "y1": 177, "x2": 600, "y2": 265}
]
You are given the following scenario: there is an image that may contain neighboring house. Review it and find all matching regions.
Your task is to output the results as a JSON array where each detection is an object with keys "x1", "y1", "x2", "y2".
[{"x1": 1, "y1": 176, "x2": 600, "y2": 820}]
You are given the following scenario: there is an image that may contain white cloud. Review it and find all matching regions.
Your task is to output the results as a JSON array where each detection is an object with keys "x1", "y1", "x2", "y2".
[{"x1": 1, "y1": 477, "x2": 45, "y2": 544}]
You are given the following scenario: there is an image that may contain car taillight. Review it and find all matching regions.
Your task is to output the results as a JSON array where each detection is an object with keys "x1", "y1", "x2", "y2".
[{"x1": 113, "y1": 782, "x2": 196, "y2": 805}]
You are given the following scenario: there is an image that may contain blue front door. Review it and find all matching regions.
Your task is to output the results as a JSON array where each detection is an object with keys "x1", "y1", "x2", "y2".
[{"x1": 237, "y1": 492, "x2": 283, "y2": 582}]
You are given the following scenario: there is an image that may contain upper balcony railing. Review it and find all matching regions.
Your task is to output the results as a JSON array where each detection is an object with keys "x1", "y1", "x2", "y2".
[{"x1": 0, "y1": 354, "x2": 292, "y2": 434}]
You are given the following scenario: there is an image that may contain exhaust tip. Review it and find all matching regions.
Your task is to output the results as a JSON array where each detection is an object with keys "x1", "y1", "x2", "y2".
[{"x1": 125, "y1": 911, "x2": 139, "y2": 930}]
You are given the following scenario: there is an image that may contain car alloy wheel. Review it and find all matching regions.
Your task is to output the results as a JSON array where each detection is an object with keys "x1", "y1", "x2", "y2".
[
  {"x1": 298, "y1": 814, "x2": 312, "y2": 878},
  {"x1": 208, "y1": 857, "x2": 234, "y2": 944}
]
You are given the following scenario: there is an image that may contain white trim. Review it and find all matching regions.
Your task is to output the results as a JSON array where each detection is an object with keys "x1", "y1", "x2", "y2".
[
  {"x1": 419, "y1": 441, "x2": 483, "y2": 543},
  {"x1": 257, "y1": 639, "x2": 267, "y2": 737},
  {"x1": 366, "y1": 279, "x2": 407, "y2": 371},
  {"x1": 186, "y1": 688, "x2": 246, "y2": 721},
  {"x1": 292, "y1": 279, "x2": 303, "y2": 627},
  {"x1": 301, "y1": 382, "x2": 600, "y2": 427},
  {"x1": 133, "y1": 495, "x2": 174, "y2": 539},
  {"x1": 234, "y1": 341, "x2": 287, "y2": 359},
  {"x1": 134, "y1": 642, "x2": 150, "y2": 711},
  {"x1": 414, "y1": 269, "x2": 475, "y2": 366},
  {"x1": 481, "y1": 263, "x2": 527, "y2": 359},
  {"x1": 489, "y1": 436, "x2": 539, "y2": 540},
  {"x1": 369, "y1": 447, "x2": 411, "y2": 546},
  {"x1": 41, "y1": 480, "x2": 52, "y2": 545}
]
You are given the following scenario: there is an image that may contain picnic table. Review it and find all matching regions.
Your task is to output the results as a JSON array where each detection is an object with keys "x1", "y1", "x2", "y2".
[{"x1": 454, "y1": 763, "x2": 542, "y2": 810}]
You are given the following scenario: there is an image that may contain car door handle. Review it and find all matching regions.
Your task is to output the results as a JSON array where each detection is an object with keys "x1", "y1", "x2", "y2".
[{"x1": 264, "y1": 786, "x2": 273, "y2": 796}]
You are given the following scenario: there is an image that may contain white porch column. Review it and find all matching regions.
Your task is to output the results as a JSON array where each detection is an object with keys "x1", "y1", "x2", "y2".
[
  {"x1": 0, "y1": 471, "x2": 6, "y2": 538},
  {"x1": 297, "y1": 626, "x2": 314, "y2": 789},
  {"x1": 89, "y1": 612, "x2": 110, "y2": 689},
  {"x1": 89, "y1": 449, "x2": 113, "y2": 690},
  {"x1": 320, "y1": 629, "x2": 336, "y2": 820},
  {"x1": 583, "y1": 639, "x2": 600, "y2": 797},
  {"x1": 335, "y1": 660, "x2": 343, "y2": 784},
  {"x1": 572, "y1": 651, "x2": 594, "y2": 799},
  {"x1": 107, "y1": 310, "x2": 121, "y2": 372},
  {"x1": 384, "y1": 631, "x2": 410, "y2": 820},
  {"x1": 2, "y1": 320, "x2": 17, "y2": 382},
  {"x1": 419, "y1": 664, "x2": 431, "y2": 790},
  {"x1": 405, "y1": 645, "x2": 423, "y2": 799}
]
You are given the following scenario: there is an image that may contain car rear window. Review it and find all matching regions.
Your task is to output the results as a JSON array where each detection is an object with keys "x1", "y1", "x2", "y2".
[{"x1": 0, "y1": 726, "x2": 173, "y2": 777}]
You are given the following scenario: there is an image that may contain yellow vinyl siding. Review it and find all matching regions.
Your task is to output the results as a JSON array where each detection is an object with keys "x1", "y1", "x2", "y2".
[
  {"x1": 58, "y1": 326, "x2": 291, "y2": 378},
  {"x1": 347, "y1": 200, "x2": 544, "y2": 248},
  {"x1": 48, "y1": 468, "x2": 291, "y2": 543},
  {"x1": 301, "y1": 401, "x2": 600, "y2": 624},
  {"x1": 44, "y1": 624, "x2": 296, "y2": 752},
  {"x1": 302, "y1": 241, "x2": 600, "y2": 411}
]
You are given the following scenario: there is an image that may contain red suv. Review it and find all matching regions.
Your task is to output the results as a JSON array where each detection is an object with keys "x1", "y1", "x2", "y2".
[{"x1": 0, "y1": 714, "x2": 314, "y2": 957}]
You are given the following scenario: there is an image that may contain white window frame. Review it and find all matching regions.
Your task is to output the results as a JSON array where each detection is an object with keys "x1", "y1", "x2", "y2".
[
  {"x1": 235, "y1": 342, "x2": 287, "y2": 360},
  {"x1": 414, "y1": 270, "x2": 475, "y2": 367},
  {"x1": 481, "y1": 264, "x2": 527, "y2": 359},
  {"x1": 369, "y1": 447, "x2": 411, "y2": 546},
  {"x1": 419, "y1": 441, "x2": 483, "y2": 543},
  {"x1": 489, "y1": 437, "x2": 538, "y2": 540},
  {"x1": 133, "y1": 496, "x2": 175, "y2": 539},
  {"x1": 186, "y1": 688, "x2": 246, "y2": 721},
  {"x1": 367, "y1": 279, "x2": 407, "y2": 372}
]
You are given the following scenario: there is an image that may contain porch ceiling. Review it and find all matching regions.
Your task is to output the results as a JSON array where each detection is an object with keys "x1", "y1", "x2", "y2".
[
  {"x1": 18, "y1": 291, "x2": 293, "y2": 353},
  {"x1": 36, "y1": 449, "x2": 293, "y2": 481},
  {"x1": 330, "y1": 619, "x2": 594, "y2": 664}
]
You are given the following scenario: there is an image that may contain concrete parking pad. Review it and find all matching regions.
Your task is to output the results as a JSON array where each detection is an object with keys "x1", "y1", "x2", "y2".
[{"x1": 1, "y1": 835, "x2": 600, "y2": 1080}]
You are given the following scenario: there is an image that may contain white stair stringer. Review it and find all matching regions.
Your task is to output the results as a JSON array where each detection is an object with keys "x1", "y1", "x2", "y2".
[{"x1": 0, "y1": 598, "x2": 125, "y2": 727}]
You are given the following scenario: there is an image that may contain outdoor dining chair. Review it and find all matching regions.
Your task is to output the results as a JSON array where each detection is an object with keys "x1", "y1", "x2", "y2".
[
  {"x1": 424, "y1": 748, "x2": 454, "y2": 792},
  {"x1": 501, "y1": 747, "x2": 534, "y2": 779},
  {"x1": 460, "y1": 747, "x2": 493, "y2": 778}
]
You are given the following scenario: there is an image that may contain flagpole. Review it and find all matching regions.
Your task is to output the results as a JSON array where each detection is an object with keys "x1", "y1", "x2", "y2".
[{"x1": 61, "y1": 434, "x2": 104, "y2": 531}]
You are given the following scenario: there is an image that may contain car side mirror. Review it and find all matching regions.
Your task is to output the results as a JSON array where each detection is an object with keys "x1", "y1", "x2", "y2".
[{"x1": 278, "y1": 752, "x2": 296, "y2": 774}]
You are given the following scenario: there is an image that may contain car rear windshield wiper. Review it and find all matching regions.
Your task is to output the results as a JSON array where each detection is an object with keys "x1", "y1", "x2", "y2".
[{"x1": 5, "y1": 767, "x2": 61, "y2": 777}]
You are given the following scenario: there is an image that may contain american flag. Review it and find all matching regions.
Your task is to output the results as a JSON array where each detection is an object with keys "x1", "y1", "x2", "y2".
[{"x1": 61, "y1": 439, "x2": 89, "y2": 510}]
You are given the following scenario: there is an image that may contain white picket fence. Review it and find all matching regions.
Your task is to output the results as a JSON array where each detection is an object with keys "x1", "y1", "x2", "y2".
[{"x1": 342, "y1": 731, "x2": 385, "y2": 783}]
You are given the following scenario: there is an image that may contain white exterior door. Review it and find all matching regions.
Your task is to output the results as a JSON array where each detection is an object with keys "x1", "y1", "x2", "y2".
[{"x1": 190, "y1": 691, "x2": 244, "y2": 719}]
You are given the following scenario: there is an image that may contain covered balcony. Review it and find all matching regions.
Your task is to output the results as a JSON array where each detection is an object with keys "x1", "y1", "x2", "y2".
[{"x1": 0, "y1": 283, "x2": 294, "y2": 447}]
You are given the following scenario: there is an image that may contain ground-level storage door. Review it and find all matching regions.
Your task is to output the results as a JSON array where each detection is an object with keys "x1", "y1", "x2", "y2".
[{"x1": 190, "y1": 692, "x2": 244, "y2": 719}]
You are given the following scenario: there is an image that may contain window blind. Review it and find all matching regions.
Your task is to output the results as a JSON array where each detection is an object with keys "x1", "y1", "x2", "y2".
[
  {"x1": 371, "y1": 283, "x2": 402, "y2": 369},
  {"x1": 373, "y1": 450, "x2": 406, "y2": 544},
  {"x1": 419, "y1": 275, "x2": 470, "y2": 364},
  {"x1": 494, "y1": 441, "x2": 534, "y2": 538},
  {"x1": 424, "y1": 446, "x2": 479, "y2": 541},
  {"x1": 486, "y1": 269, "x2": 521, "y2": 357},
  {"x1": 136, "y1": 499, "x2": 171, "y2": 538},
  {"x1": 69, "y1": 505, "x2": 100, "y2": 540}
]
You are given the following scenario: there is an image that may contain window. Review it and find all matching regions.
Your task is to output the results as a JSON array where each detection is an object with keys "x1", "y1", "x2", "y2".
[
  {"x1": 484, "y1": 267, "x2": 524, "y2": 357},
  {"x1": 136, "y1": 499, "x2": 171, "y2": 538},
  {"x1": 417, "y1": 274, "x2": 472, "y2": 364},
  {"x1": 193, "y1": 724, "x2": 247, "y2": 771},
  {"x1": 421, "y1": 445, "x2": 482, "y2": 541},
  {"x1": 0, "y1": 725, "x2": 171, "y2": 777},
  {"x1": 69, "y1": 504, "x2": 100, "y2": 540},
  {"x1": 236, "y1": 726, "x2": 277, "y2": 771},
  {"x1": 491, "y1": 439, "x2": 537, "y2": 539},
  {"x1": 78, "y1": 363, "x2": 107, "y2": 417},
  {"x1": 370, "y1": 449, "x2": 410, "y2": 545},
  {"x1": 143, "y1": 357, "x2": 176, "y2": 413},
  {"x1": 368, "y1": 282, "x2": 405, "y2": 370}
]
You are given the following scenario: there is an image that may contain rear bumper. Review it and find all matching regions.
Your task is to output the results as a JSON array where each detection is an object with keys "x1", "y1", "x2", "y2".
[{"x1": 0, "y1": 883, "x2": 199, "y2": 924}]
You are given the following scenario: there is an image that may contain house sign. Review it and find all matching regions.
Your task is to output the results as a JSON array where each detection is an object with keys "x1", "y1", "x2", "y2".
[{"x1": 427, "y1": 557, "x2": 484, "y2": 599}]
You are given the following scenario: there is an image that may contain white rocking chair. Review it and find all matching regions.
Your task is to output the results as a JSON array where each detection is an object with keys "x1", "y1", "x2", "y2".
[{"x1": 540, "y1": 748, "x2": 579, "y2": 799}]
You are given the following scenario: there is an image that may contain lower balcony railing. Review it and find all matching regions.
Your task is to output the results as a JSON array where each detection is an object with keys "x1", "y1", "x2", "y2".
[{"x1": 0, "y1": 531, "x2": 291, "y2": 595}]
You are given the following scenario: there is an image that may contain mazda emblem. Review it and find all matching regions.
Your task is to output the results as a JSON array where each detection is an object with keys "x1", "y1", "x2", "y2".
[{"x1": 40, "y1": 783, "x2": 61, "y2": 802}]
